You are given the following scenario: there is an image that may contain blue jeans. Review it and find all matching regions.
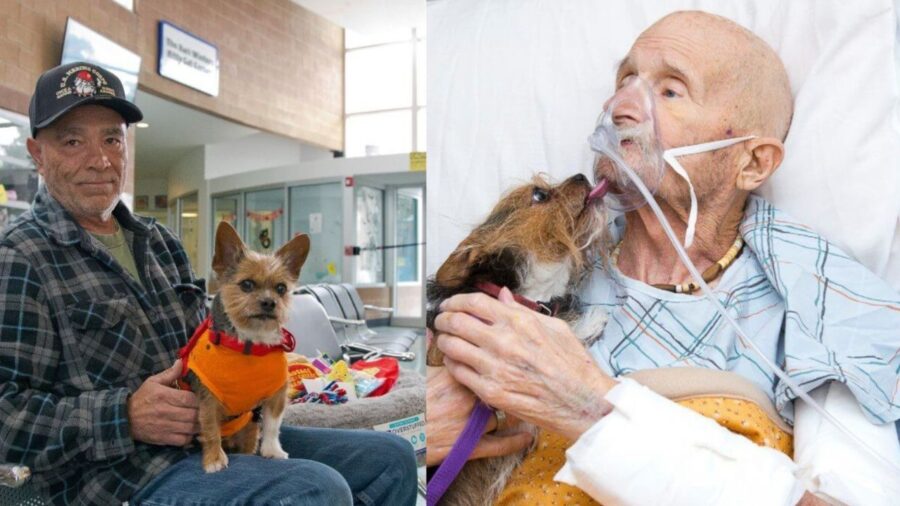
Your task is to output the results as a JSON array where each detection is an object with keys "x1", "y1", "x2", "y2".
[{"x1": 130, "y1": 426, "x2": 417, "y2": 506}]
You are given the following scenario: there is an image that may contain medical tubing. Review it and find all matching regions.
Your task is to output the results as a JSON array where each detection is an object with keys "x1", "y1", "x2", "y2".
[{"x1": 607, "y1": 152, "x2": 900, "y2": 475}]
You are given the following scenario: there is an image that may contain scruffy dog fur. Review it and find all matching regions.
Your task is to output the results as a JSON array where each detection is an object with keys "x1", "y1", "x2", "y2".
[
  {"x1": 187, "y1": 222, "x2": 310, "y2": 473},
  {"x1": 427, "y1": 173, "x2": 609, "y2": 505}
]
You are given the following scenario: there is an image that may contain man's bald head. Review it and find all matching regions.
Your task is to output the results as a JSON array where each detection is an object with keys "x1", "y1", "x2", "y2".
[{"x1": 642, "y1": 11, "x2": 793, "y2": 141}]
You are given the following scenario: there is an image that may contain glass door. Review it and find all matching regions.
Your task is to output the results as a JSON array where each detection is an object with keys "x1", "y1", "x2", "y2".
[
  {"x1": 390, "y1": 185, "x2": 424, "y2": 326},
  {"x1": 245, "y1": 188, "x2": 286, "y2": 254},
  {"x1": 212, "y1": 193, "x2": 242, "y2": 239},
  {"x1": 355, "y1": 186, "x2": 385, "y2": 284},
  {"x1": 290, "y1": 182, "x2": 343, "y2": 285}
]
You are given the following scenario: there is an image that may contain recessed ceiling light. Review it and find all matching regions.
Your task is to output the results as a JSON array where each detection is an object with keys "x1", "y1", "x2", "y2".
[{"x1": 136, "y1": 122, "x2": 150, "y2": 128}]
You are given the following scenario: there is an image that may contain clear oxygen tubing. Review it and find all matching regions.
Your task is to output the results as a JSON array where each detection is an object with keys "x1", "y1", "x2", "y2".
[{"x1": 596, "y1": 152, "x2": 900, "y2": 475}]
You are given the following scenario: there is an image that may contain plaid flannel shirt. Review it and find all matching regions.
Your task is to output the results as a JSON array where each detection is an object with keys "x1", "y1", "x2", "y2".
[{"x1": 0, "y1": 186, "x2": 207, "y2": 505}]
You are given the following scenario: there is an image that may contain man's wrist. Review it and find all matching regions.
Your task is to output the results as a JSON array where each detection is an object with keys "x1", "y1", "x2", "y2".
[
  {"x1": 86, "y1": 388, "x2": 136, "y2": 461},
  {"x1": 562, "y1": 372, "x2": 618, "y2": 440}
]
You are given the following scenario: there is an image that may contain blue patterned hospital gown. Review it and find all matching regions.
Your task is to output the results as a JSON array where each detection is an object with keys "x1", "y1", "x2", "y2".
[{"x1": 581, "y1": 195, "x2": 900, "y2": 425}]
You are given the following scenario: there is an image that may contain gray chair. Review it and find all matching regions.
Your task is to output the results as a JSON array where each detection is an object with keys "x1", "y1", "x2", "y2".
[
  {"x1": 282, "y1": 291, "x2": 426, "y2": 471},
  {"x1": 295, "y1": 284, "x2": 420, "y2": 359},
  {"x1": 0, "y1": 465, "x2": 45, "y2": 506}
]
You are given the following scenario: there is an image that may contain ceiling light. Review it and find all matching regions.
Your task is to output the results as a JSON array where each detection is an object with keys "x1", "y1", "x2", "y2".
[
  {"x1": 136, "y1": 122, "x2": 150, "y2": 128},
  {"x1": 181, "y1": 212, "x2": 198, "y2": 218}
]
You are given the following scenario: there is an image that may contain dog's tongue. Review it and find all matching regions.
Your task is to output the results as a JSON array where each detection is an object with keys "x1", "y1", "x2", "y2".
[{"x1": 586, "y1": 178, "x2": 610, "y2": 203}]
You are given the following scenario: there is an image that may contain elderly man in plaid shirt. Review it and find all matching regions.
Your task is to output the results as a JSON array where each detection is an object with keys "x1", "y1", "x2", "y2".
[{"x1": 0, "y1": 62, "x2": 416, "y2": 506}]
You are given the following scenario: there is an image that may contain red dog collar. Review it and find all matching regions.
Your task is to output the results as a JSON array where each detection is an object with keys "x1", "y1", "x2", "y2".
[{"x1": 474, "y1": 281, "x2": 557, "y2": 316}]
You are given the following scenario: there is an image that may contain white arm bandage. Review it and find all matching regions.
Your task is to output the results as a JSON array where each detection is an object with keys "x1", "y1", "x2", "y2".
[
  {"x1": 794, "y1": 382, "x2": 900, "y2": 505},
  {"x1": 554, "y1": 379, "x2": 806, "y2": 506}
]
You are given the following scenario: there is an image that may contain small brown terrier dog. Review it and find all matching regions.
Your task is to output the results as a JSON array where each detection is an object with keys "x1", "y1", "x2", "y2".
[
  {"x1": 180, "y1": 222, "x2": 310, "y2": 473},
  {"x1": 427, "y1": 173, "x2": 608, "y2": 505}
]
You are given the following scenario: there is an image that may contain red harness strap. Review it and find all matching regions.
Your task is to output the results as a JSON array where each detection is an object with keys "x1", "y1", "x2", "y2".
[{"x1": 179, "y1": 316, "x2": 296, "y2": 379}]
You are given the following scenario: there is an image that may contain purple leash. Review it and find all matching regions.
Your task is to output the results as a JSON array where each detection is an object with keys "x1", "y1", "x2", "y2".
[{"x1": 426, "y1": 400, "x2": 494, "y2": 505}]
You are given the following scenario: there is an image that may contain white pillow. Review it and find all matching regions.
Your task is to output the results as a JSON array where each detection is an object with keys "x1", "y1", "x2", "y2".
[{"x1": 426, "y1": 0, "x2": 900, "y2": 291}]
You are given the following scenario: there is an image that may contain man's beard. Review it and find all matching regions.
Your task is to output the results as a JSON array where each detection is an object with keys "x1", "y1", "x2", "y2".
[{"x1": 593, "y1": 123, "x2": 661, "y2": 191}]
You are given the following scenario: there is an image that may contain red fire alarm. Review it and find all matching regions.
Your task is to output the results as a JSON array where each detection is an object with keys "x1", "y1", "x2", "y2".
[{"x1": 344, "y1": 176, "x2": 354, "y2": 187}]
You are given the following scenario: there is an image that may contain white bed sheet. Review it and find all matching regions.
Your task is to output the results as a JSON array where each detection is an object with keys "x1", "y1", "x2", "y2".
[{"x1": 426, "y1": 0, "x2": 900, "y2": 291}]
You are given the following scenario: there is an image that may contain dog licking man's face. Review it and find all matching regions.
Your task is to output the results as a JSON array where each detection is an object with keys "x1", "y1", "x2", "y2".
[
  {"x1": 212, "y1": 222, "x2": 310, "y2": 344},
  {"x1": 431, "y1": 173, "x2": 606, "y2": 297}
]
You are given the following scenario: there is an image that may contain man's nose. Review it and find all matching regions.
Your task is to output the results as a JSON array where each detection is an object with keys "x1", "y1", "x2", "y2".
[
  {"x1": 604, "y1": 79, "x2": 653, "y2": 127},
  {"x1": 85, "y1": 140, "x2": 112, "y2": 170},
  {"x1": 610, "y1": 100, "x2": 647, "y2": 127}
]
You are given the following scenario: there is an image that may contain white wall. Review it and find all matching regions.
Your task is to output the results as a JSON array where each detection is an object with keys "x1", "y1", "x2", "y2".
[
  {"x1": 168, "y1": 148, "x2": 205, "y2": 199},
  {"x1": 133, "y1": 177, "x2": 167, "y2": 197},
  {"x1": 204, "y1": 132, "x2": 332, "y2": 180},
  {"x1": 166, "y1": 148, "x2": 210, "y2": 278},
  {"x1": 207, "y1": 153, "x2": 412, "y2": 194}
]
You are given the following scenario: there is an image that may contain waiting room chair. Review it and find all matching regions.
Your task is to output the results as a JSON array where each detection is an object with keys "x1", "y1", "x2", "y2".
[
  {"x1": 0, "y1": 465, "x2": 44, "y2": 506},
  {"x1": 295, "y1": 284, "x2": 420, "y2": 359}
]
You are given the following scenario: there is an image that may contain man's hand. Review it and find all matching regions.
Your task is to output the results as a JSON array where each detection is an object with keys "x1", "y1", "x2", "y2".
[
  {"x1": 434, "y1": 287, "x2": 617, "y2": 441},
  {"x1": 796, "y1": 492, "x2": 831, "y2": 506},
  {"x1": 128, "y1": 360, "x2": 199, "y2": 446},
  {"x1": 426, "y1": 365, "x2": 533, "y2": 466}
]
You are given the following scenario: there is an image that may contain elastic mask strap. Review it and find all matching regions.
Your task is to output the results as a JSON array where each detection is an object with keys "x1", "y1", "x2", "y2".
[{"x1": 662, "y1": 136, "x2": 756, "y2": 248}]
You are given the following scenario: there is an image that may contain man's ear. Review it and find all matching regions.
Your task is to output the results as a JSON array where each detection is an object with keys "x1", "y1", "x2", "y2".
[
  {"x1": 26, "y1": 138, "x2": 45, "y2": 176},
  {"x1": 736, "y1": 137, "x2": 784, "y2": 192}
]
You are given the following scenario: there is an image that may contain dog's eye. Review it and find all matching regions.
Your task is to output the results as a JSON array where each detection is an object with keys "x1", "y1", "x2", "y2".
[
  {"x1": 532, "y1": 188, "x2": 550, "y2": 203},
  {"x1": 275, "y1": 283, "x2": 287, "y2": 295},
  {"x1": 239, "y1": 279, "x2": 255, "y2": 293}
]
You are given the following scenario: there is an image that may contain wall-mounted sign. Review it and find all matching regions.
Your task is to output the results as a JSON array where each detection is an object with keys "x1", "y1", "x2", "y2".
[
  {"x1": 409, "y1": 152, "x2": 426, "y2": 171},
  {"x1": 157, "y1": 21, "x2": 219, "y2": 96}
]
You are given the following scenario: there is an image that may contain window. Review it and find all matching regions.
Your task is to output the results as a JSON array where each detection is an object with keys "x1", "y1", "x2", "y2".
[
  {"x1": 355, "y1": 186, "x2": 384, "y2": 284},
  {"x1": 344, "y1": 28, "x2": 425, "y2": 157},
  {"x1": 212, "y1": 193, "x2": 242, "y2": 235},
  {"x1": 213, "y1": 182, "x2": 347, "y2": 285},
  {"x1": 290, "y1": 183, "x2": 343, "y2": 284},
  {"x1": 245, "y1": 188, "x2": 285, "y2": 254},
  {"x1": 111, "y1": 0, "x2": 134, "y2": 11},
  {"x1": 394, "y1": 186, "x2": 424, "y2": 319},
  {"x1": 0, "y1": 109, "x2": 37, "y2": 230}
]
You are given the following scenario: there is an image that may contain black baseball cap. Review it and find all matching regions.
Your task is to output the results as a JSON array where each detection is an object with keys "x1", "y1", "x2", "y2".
[{"x1": 28, "y1": 61, "x2": 143, "y2": 137}]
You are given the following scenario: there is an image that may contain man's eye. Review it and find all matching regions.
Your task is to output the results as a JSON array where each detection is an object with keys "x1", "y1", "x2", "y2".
[
  {"x1": 239, "y1": 279, "x2": 255, "y2": 292},
  {"x1": 532, "y1": 188, "x2": 550, "y2": 203},
  {"x1": 662, "y1": 89, "x2": 678, "y2": 98},
  {"x1": 616, "y1": 74, "x2": 634, "y2": 90},
  {"x1": 106, "y1": 137, "x2": 122, "y2": 145},
  {"x1": 65, "y1": 139, "x2": 80, "y2": 147},
  {"x1": 275, "y1": 283, "x2": 287, "y2": 295}
]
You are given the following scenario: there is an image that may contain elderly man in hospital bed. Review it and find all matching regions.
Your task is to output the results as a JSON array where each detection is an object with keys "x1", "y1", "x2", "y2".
[{"x1": 431, "y1": 10, "x2": 900, "y2": 505}]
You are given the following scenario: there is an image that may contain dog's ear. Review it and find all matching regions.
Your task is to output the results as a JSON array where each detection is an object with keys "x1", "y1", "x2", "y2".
[
  {"x1": 434, "y1": 243, "x2": 482, "y2": 289},
  {"x1": 276, "y1": 233, "x2": 311, "y2": 281},
  {"x1": 212, "y1": 222, "x2": 246, "y2": 277}
]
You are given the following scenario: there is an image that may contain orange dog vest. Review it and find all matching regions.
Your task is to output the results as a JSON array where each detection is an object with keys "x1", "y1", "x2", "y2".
[{"x1": 178, "y1": 317, "x2": 294, "y2": 436}]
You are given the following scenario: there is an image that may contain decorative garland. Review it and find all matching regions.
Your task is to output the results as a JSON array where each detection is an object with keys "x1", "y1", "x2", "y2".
[{"x1": 246, "y1": 208, "x2": 283, "y2": 222}]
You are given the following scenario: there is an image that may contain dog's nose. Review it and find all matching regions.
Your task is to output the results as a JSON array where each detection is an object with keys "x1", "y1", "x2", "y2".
[
  {"x1": 572, "y1": 173, "x2": 587, "y2": 182},
  {"x1": 260, "y1": 298, "x2": 276, "y2": 312}
]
